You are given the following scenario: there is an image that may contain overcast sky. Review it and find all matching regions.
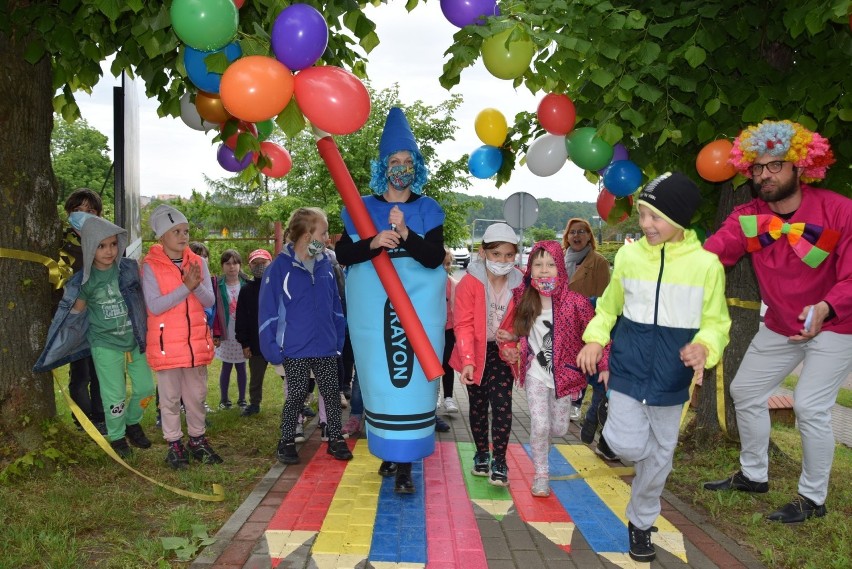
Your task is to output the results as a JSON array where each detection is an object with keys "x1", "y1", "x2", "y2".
[{"x1": 75, "y1": 1, "x2": 600, "y2": 205}]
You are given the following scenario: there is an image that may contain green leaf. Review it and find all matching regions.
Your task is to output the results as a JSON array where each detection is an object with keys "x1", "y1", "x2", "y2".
[
  {"x1": 668, "y1": 75, "x2": 697, "y2": 93},
  {"x1": 742, "y1": 97, "x2": 776, "y2": 122},
  {"x1": 618, "y1": 75, "x2": 637, "y2": 90},
  {"x1": 599, "y1": 122, "x2": 623, "y2": 145},
  {"x1": 684, "y1": 45, "x2": 706, "y2": 68},
  {"x1": 160, "y1": 537, "x2": 189, "y2": 551},
  {"x1": 648, "y1": 21, "x2": 676, "y2": 39},
  {"x1": 835, "y1": 109, "x2": 852, "y2": 122},
  {"x1": 635, "y1": 83, "x2": 663, "y2": 103},
  {"x1": 604, "y1": 13, "x2": 626, "y2": 30},
  {"x1": 94, "y1": 0, "x2": 121, "y2": 21},
  {"x1": 205, "y1": 52, "x2": 229, "y2": 74},
  {"x1": 125, "y1": 0, "x2": 144, "y2": 13},
  {"x1": 696, "y1": 120, "x2": 715, "y2": 143},
  {"x1": 276, "y1": 98, "x2": 306, "y2": 138},
  {"x1": 620, "y1": 107, "x2": 646, "y2": 128},
  {"x1": 23, "y1": 39, "x2": 46, "y2": 64},
  {"x1": 636, "y1": 42, "x2": 661, "y2": 65},
  {"x1": 655, "y1": 128, "x2": 671, "y2": 149},
  {"x1": 590, "y1": 68, "x2": 615, "y2": 88},
  {"x1": 705, "y1": 98, "x2": 721, "y2": 116}
]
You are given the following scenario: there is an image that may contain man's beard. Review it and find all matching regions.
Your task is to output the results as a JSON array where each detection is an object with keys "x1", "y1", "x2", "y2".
[{"x1": 756, "y1": 176, "x2": 798, "y2": 203}]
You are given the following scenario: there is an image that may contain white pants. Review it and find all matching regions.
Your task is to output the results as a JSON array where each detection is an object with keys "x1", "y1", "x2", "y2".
[
  {"x1": 731, "y1": 327, "x2": 852, "y2": 504},
  {"x1": 525, "y1": 376, "x2": 572, "y2": 477},
  {"x1": 603, "y1": 391, "x2": 682, "y2": 530}
]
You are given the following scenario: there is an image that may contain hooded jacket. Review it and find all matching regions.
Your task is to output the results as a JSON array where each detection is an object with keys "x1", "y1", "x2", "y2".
[
  {"x1": 583, "y1": 230, "x2": 731, "y2": 406},
  {"x1": 449, "y1": 252, "x2": 524, "y2": 384},
  {"x1": 212, "y1": 273, "x2": 248, "y2": 340},
  {"x1": 34, "y1": 216, "x2": 147, "y2": 372},
  {"x1": 500, "y1": 240, "x2": 608, "y2": 400}
]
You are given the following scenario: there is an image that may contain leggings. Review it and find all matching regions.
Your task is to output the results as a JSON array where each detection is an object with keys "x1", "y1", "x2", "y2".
[
  {"x1": 467, "y1": 342, "x2": 514, "y2": 462},
  {"x1": 219, "y1": 361, "x2": 247, "y2": 403},
  {"x1": 441, "y1": 328, "x2": 456, "y2": 398},
  {"x1": 280, "y1": 356, "x2": 341, "y2": 442}
]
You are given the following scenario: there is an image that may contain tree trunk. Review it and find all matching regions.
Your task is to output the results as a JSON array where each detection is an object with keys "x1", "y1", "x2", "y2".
[
  {"x1": 0, "y1": 29, "x2": 60, "y2": 454},
  {"x1": 691, "y1": 181, "x2": 761, "y2": 444}
]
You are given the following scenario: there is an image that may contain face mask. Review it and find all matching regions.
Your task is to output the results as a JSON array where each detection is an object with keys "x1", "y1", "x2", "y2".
[
  {"x1": 486, "y1": 259, "x2": 515, "y2": 276},
  {"x1": 250, "y1": 264, "x2": 267, "y2": 279},
  {"x1": 531, "y1": 276, "x2": 560, "y2": 296},
  {"x1": 387, "y1": 164, "x2": 415, "y2": 192},
  {"x1": 307, "y1": 239, "x2": 325, "y2": 257}
]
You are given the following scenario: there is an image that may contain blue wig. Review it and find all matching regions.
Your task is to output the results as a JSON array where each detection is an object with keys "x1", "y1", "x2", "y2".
[{"x1": 369, "y1": 151, "x2": 429, "y2": 195}]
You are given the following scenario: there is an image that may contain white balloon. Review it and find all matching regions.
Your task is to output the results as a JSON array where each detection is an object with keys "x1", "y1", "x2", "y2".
[
  {"x1": 526, "y1": 133, "x2": 568, "y2": 176},
  {"x1": 179, "y1": 93, "x2": 217, "y2": 132}
]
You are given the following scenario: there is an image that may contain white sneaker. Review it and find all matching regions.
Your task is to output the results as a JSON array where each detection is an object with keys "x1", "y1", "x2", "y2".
[
  {"x1": 443, "y1": 397, "x2": 459, "y2": 413},
  {"x1": 340, "y1": 392, "x2": 349, "y2": 409},
  {"x1": 294, "y1": 424, "x2": 306, "y2": 443},
  {"x1": 569, "y1": 406, "x2": 582, "y2": 422}
]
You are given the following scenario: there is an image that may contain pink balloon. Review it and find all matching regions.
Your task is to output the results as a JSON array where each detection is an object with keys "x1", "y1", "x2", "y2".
[{"x1": 294, "y1": 66, "x2": 371, "y2": 135}]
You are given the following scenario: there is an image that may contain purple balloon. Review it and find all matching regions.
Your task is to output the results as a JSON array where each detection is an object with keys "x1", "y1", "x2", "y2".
[
  {"x1": 597, "y1": 142, "x2": 629, "y2": 174},
  {"x1": 271, "y1": 3, "x2": 329, "y2": 71},
  {"x1": 217, "y1": 144, "x2": 253, "y2": 172},
  {"x1": 440, "y1": 0, "x2": 500, "y2": 28}
]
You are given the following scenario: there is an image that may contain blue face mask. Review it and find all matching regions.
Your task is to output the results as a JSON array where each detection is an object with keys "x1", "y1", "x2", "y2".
[{"x1": 387, "y1": 164, "x2": 415, "y2": 192}]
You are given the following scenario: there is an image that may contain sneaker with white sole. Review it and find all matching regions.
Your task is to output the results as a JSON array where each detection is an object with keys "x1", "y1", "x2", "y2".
[
  {"x1": 471, "y1": 451, "x2": 490, "y2": 476},
  {"x1": 443, "y1": 397, "x2": 459, "y2": 413},
  {"x1": 569, "y1": 405, "x2": 582, "y2": 422},
  {"x1": 294, "y1": 423, "x2": 306, "y2": 443},
  {"x1": 490, "y1": 460, "x2": 510, "y2": 487},
  {"x1": 531, "y1": 476, "x2": 550, "y2": 497}
]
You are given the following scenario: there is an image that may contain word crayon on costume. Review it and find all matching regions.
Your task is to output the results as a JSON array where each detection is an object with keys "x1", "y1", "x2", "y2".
[{"x1": 342, "y1": 196, "x2": 446, "y2": 462}]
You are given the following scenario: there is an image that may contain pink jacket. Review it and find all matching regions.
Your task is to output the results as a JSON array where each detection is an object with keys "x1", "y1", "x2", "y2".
[
  {"x1": 449, "y1": 260, "x2": 524, "y2": 385},
  {"x1": 499, "y1": 240, "x2": 608, "y2": 400}
]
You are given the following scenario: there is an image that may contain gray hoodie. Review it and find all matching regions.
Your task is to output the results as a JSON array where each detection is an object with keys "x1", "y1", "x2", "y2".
[{"x1": 78, "y1": 215, "x2": 128, "y2": 284}]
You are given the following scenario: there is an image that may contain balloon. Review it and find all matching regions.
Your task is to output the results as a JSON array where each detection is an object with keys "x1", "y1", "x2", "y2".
[
  {"x1": 526, "y1": 134, "x2": 567, "y2": 177},
  {"x1": 217, "y1": 144, "x2": 253, "y2": 172},
  {"x1": 179, "y1": 93, "x2": 218, "y2": 131},
  {"x1": 468, "y1": 145, "x2": 502, "y2": 179},
  {"x1": 481, "y1": 28, "x2": 535, "y2": 80},
  {"x1": 603, "y1": 160, "x2": 643, "y2": 197},
  {"x1": 183, "y1": 42, "x2": 242, "y2": 94},
  {"x1": 254, "y1": 141, "x2": 292, "y2": 178},
  {"x1": 537, "y1": 93, "x2": 576, "y2": 135},
  {"x1": 170, "y1": 0, "x2": 238, "y2": 51},
  {"x1": 271, "y1": 3, "x2": 329, "y2": 71},
  {"x1": 195, "y1": 91, "x2": 231, "y2": 123},
  {"x1": 440, "y1": 0, "x2": 499, "y2": 27},
  {"x1": 474, "y1": 108, "x2": 508, "y2": 147},
  {"x1": 597, "y1": 188, "x2": 633, "y2": 225},
  {"x1": 220, "y1": 119, "x2": 258, "y2": 149},
  {"x1": 597, "y1": 142, "x2": 629, "y2": 174},
  {"x1": 294, "y1": 66, "x2": 371, "y2": 135},
  {"x1": 696, "y1": 139, "x2": 737, "y2": 182},
  {"x1": 565, "y1": 126, "x2": 614, "y2": 171},
  {"x1": 233, "y1": 0, "x2": 245, "y2": 7},
  {"x1": 219, "y1": 56, "x2": 294, "y2": 123},
  {"x1": 255, "y1": 119, "x2": 275, "y2": 142}
]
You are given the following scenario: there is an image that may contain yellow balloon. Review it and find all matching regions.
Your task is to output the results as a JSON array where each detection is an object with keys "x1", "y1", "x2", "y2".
[{"x1": 475, "y1": 108, "x2": 508, "y2": 147}]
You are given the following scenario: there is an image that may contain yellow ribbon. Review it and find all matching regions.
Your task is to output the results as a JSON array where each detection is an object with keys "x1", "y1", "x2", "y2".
[
  {"x1": 0, "y1": 247, "x2": 74, "y2": 290},
  {"x1": 53, "y1": 371, "x2": 225, "y2": 502},
  {"x1": 726, "y1": 297, "x2": 762, "y2": 311},
  {"x1": 551, "y1": 466, "x2": 635, "y2": 481}
]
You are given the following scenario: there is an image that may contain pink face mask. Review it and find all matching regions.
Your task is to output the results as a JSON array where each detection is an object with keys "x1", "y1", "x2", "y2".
[{"x1": 531, "y1": 276, "x2": 560, "y2": 296}]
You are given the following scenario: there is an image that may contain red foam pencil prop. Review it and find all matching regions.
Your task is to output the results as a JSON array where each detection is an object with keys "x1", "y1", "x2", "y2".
[{"x1": 316, "y1": 134, "x2": 443, "y2": 381}]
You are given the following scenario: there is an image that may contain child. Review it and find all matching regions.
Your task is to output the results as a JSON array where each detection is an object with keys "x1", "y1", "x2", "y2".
[
  {"x1": 189, "y1": 241, "x2": 216, "y2": 330},
  {"x1": 440, "y1": 247, "x2": 459, "y2": 415},
  {"x1": 235, "y1": 248, "x2": 272, "y2": 416},
  {"x1": 450, "y1": 222, "x2": 523, "y2": 486},
  {"x1": 577, "y1": 172, "x2": 730, "y2": 563},
  {"x1": 258, "y1": 207, "x2": 352, "y2": 465},
  {"x1": 142, "y1": 204, "x2": 222, "y2": 469},
  {"x1": 34, "y1": 213, "x2": 154, "y2": 458},
  {"x1": 213, "y1": 249, "x2": 249, "y2": 410},
  {"x1": 500, "y1": 240, "x2": 607, "y2": 497}
]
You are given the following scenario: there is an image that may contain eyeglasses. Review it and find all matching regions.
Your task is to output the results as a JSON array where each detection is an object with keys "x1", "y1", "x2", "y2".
[
  {"x1": 750, "y1": 160, "x2": 786, "y2": 177},
  {"x1": 568, "y1": 229, "x2": 588, "y2": 235}
]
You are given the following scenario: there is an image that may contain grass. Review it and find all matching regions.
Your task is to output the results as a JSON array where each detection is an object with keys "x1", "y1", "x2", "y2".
[{"x1": 782, "y1": 374, "x2": 852, "y2": 409}]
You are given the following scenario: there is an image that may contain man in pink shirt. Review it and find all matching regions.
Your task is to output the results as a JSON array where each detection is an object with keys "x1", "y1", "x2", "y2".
[{"x1": 703, "y1": 120, "x2": 851, "y2": 524}]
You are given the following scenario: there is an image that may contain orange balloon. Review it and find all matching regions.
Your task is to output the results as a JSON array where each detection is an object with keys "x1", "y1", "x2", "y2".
[
  {"x1": 195, "y1": 91, "x2": 231, "y2": 123},
  {"x1": 220, "y1": 56, "x2": 294, "y2": 123},
  {"x1": 253, "y1": 141, "x2": 292, "y2": 178},
  {"x1": 696, "y1": 139, "x2": 737, "y2": 182}
]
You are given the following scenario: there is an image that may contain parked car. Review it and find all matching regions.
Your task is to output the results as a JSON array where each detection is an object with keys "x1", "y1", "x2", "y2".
[{"x1": 451, "y1": 245, "x2": 470, "y2": 268}]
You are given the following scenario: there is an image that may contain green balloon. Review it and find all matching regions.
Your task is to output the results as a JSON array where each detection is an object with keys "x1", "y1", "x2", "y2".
[
  {"x1": 566, "y1": 127, "x2": 614, "y2": 171},
  {"x1": 481, "y1": 28, "x2": 535, "y2": 80},
  {"x1": 256, "y1": 119, "x2": 275, "y2": 142},
  {"x1": 171, "y1": 0, "x2": 239, "y2": 51}
]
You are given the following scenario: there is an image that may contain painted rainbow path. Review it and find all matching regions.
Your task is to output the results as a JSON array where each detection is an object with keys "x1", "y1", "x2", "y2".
[{"x1": 265, "y1": 439, "x2": 686, "y2": 568}]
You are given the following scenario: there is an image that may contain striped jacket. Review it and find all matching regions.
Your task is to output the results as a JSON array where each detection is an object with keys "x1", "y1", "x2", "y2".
[{"x1": 583, "y1": 231, "x2": 730, "y2": 406}]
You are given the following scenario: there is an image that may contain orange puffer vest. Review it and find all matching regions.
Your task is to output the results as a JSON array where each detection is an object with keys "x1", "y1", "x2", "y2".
[{"x1": 143, "y1": 245, "x2": 213, "y2": 371}]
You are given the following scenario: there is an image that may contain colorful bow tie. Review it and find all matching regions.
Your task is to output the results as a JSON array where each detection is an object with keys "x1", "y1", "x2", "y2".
[{"x1": 739, "y1": 214, "x2": 840, "y2": 268}]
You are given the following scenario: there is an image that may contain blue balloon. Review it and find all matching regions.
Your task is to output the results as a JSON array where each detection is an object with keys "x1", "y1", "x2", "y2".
[
  {"x1": 603, "y1": 160, "x2": 643, "y2": 197},
  {"x1": 184, "y1": 42, "x2": 242, "y2": 94},
  {"x1": 468, "y1": 145, "x2": 503, "y2": 179}
]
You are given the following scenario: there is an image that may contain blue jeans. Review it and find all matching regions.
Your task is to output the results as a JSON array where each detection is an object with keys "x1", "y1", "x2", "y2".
[
  {"x1": 349, "y1": 368, "x2": 364, "y2": 416},
  {"x1": 584, "y1": 374, "x2": 607, "y2": 429}
]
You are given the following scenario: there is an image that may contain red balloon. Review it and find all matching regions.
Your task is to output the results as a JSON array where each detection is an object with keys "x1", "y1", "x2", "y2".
[
  {"x1": 220, "y1": 120, "x2": 258, "y2": 149},
  {"x1": 294, "y1": 66, "x2": 371, "y2": 135},
  {"x1": 696, "y1": 139, "x2": 737, "y2": 182},
  {"x1": 597, "y1": 188, "x2": 633, "y2": 225},
  {"x1": 254, "y1": 141, "x2": 292, "y2": 178},
  {"x1": 220, "y1": 56, "x2": 294, "y2": 123},
  {"x1": 537, "y1": 93, "x2": 576, "y2": 135},
  {"x1": 233, "y1": 0, "x2": 245, "y2": 7}
]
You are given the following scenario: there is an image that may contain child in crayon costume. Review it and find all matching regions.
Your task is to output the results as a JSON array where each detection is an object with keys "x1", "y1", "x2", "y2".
[{"x1": 336, "y1": 107, "x2": 446, "y2": 494}]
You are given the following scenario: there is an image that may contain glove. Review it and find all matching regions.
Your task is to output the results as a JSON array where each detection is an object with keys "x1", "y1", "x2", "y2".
[{"x1": 273, "y1": 364, "x2": 285, "y2": 377}]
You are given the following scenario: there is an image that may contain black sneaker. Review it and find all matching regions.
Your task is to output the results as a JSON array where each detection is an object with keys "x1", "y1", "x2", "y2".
[
  {"x1": 237, "y1": 400, "x2": 247, "y2": 411},
  {"x1": 165, "y1": 439, "x2": 189, "y2": 470},
  {"x1": 394, "y1": 462, "x2": 415, "y2": 494},
  {"x1": 472, "y1": 451, "x2": 490, "y2": 476},
  {"x1": 628, "y1": 521, "x2": 657, "y2": 562},
  {"x1": 378, "y1": 461, "x2": 397, "y2": 477},
  {"x1": 435, "y1": 416, "x2": 451, "y2": 432},
  {"x1": 327, "y1": 438, "x2": 353, "y2": 461},
  {"x1": 218, "y1": 400, "x2": 232, "y2": 410},
  {"x1": 188, "y1": 436, "x2": 224, "y2": 464},
  {"x1": 241, "y1": 403, "x2": 260, "y2": 416},
  {"x1": 489, "y1": 459, "x2": 509, "y2": 487},
  {"x1": 110, "y1": 437, "x2": 133, "y2": 459},
  {"x1": 766, "y1": 494, "x2": 827, "y2": 523},
  {"x1": 580, "y1": 417, "x2": 598, "y2": 445},
  {"x1": 703, "y1": 470, "x2": 769, "y2": 493},
  {"x1": 277, "y1": 438, "x2": 299, "y2": 464},
  {"x1": 301, "y1": 405, "x2": 316, "y2": 418},
  {"x1": 94, "y1": 421, "x2": 108, "y2": 436},
  {"x1": 596, "y1": 435, "x2": 618, "y2": 461},
  {"x1": 597, "y1": 397, "x2": 609, "y2": 426},
  {"x1": 125, "y1": 423, "x2": 151, "y2": 449}
]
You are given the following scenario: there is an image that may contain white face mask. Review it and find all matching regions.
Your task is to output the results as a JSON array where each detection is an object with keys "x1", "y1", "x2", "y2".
[
  {"x1": 485, "y1": 259, "x2": 515, "y2": 276},
  {"x1": 307, "y1": 239, "x2": 324, "y2": 256}
]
